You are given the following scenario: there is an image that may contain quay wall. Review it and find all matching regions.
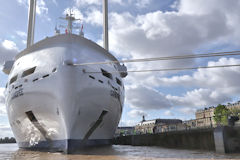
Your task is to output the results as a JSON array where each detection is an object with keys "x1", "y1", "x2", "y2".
[{"x1": 113, "y1": 128, "x2": 215, "y2": 151}]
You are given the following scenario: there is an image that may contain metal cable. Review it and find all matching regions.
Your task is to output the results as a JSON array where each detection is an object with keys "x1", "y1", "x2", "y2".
[
  {"x1": 72, "y1": 50, "x2": 240, "y2": 66},
  {"x1": 85, "y1": 64, "x2": 240, "y2": 74}
]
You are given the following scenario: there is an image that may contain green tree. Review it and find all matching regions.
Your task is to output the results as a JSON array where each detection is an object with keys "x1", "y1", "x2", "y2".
[
  {"x1": 214, "y1": 104, "x2": 230, "y2": 126},
  {"x1": 230, "y1": 108, "x2": 240, "y2": 118}
]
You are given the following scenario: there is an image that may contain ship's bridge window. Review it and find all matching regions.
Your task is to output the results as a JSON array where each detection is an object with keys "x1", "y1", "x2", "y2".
[
  {"x1": 22, "y1": 67, "x2": 36, "y2": 78},
  {"x1": 10, "y1": 75, "x2": 18, "y2": 84},
  {"x1": 116, "y1": 78, "x2": 122, "y2": 86},
  {"x1": 101, "y1": 69, "x2": 112, "y2": 80}
]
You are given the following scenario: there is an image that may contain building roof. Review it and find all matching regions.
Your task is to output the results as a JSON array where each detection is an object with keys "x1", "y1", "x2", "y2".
[
  {"x1": 137, "y1": 119, "x2": 182, "y2": 126},
  {"x1": 117, "y1": 127, "x2": 134, "y2": 130},
  {"x1": 155, "y1": 119, "x2": 182, "y2": 124}
]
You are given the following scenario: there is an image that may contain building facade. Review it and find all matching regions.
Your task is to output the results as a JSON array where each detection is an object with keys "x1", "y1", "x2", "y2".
[
  {"x1": 227, "y1": 101, "x2": 240, "y2": 111},
  {"x1": 195, "y1": 107, "x2": 216, "y2": 128},
  {"x1": 135, "y1": 117, "x2": 183, "y2": 134},
  {"x1": 115, "y1": 127, "x2": 134, "y2": 137}
]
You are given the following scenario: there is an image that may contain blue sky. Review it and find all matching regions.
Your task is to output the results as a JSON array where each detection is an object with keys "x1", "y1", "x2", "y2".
[{"x1": 1, "y1": 0, "x2": 240, "y2": 137}]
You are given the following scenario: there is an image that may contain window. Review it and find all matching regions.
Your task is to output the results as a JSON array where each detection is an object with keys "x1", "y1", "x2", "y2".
[
  {"x1": 89, "y1": 75, "x2": 95, "y2": 80},
  {"x1": 22, "y1": 67, "x2": 36, "y2": 78},
  {"x1": 101, "y1": 69, "x2": 112, "y2": 79},
  {"x1": 10, "y1": 75, "x2": 18, "y2": 84},
  {"x1": 42, "y1": 74, "x2": 49, "y2": 78},
  {"x1": 33, "y1": 78, "x2": 39, "y2": 82},
  {"x1": 116, "y1": 78, "x2": 122, "y2": 86}
]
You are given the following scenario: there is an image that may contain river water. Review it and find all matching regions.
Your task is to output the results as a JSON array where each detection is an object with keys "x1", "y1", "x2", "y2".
[{"x1": 0, "y1": 144, "x2": 240, "y2": 160}]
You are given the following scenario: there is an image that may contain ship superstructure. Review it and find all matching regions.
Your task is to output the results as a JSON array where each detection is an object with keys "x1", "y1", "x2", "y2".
[{"x1": 2, "y1": 0, "x2": 127, "y2": 153}]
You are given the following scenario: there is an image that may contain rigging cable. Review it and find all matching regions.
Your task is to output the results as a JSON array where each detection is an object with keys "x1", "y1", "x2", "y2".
[
  {"x1": 71, "y1": 50, "x2": 240, "y2": 66},
  {"x1": 85, "y1": 64, "x2": 240, "y2": 74}
]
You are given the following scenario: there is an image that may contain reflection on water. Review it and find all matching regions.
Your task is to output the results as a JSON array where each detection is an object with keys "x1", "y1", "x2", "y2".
[{"x1": 1, "y1": 143, "x2": 240, "y2": 160}]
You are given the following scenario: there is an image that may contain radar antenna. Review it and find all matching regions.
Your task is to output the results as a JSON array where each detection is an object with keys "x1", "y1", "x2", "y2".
[{"x1": 59, "y1": 9, "x2": 82, "y2": 34}]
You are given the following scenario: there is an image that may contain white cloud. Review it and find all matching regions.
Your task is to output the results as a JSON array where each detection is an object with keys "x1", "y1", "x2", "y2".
[
  {"x1": 0, "y1": 40, "x2": 18, "y2": 65},
  {"x1": 109, "y1": 10, "x2": 230, "y2": 60},
  {"x1": 154, "y1": 58, "x2": 240, "y2": 92},
  {"x1": 128, "y1": 109, "x2": 147, "y2": 118},
  {"x1": 17, "y1": 0, "x2": 28, "y2": 6},
  {"x1": 74, "y1": 0, "x2": 100, "y2": 6},
  {"x1": 135, "y1": 0, "x2": 152, "y2": 8},
  {"x1": 16, "y1": 31, "x2": 27, "y2": 38},
  {"x1": 51, "y1": 0, "x2": 57, "y2": 6},
  {"x1": 74, "y1": 0, "x2": 123, "y2": 7},
  {"x1": 85, "y1": 8, "x2": 103, "y2": 26},
  {"x1": 0, "y1": 124, "x2": 13, "y2": 138},
  {"x1": 16, "y1": 0, "x2": 49, "y2": 17},
  {"x1": 2, "y1": 40, "x2": 18, "y2": 51},
  {"x1": 0, "y1": 88, "x2": 6, "y2": 117},
  {"x1": 22, "y1": 40, "x2": 27, "y2": 45},
  {"x1": 178, "y1": 107, "x2": 196, "y2": 115},
  {"x1": 36, "y1": 0, "x2": 48, "y2": 15},
  {"x1": 63, "y1": 7, "x2": 84, "y2": 21},
  {"x1": 126, "y1": 85, "x2": 172, "y2": 110},
  {"x1": 119, "y1": 120, "x2": 137, "y2": 127},
  {"x1": 164, "y1": 110, "x2": 174, "y2": 116},
  {"x1": 105, "y1": 0, "x2": 240, "y2": 116},
  {"x1": 167, "y1": 88, "x2": 231, "y2": 108}
]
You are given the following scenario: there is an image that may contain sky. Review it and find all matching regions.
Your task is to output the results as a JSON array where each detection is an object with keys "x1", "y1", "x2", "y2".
[{"x1": 1, "y1": 0, "x2": 240, "y2": 138}]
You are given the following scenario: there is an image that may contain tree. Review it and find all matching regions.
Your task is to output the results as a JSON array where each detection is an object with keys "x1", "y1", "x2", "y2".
[
  {"x1": 214, "y1": 104, "x2": 230, "y2": 126},
  {"x1": 230, "y1": 108, "x2": 240, "y2": 118}
]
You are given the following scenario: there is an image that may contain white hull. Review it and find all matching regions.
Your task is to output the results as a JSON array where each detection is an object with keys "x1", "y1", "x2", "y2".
[{"x1": 5, "y1": 34, "x2": 125, "y2": 153}]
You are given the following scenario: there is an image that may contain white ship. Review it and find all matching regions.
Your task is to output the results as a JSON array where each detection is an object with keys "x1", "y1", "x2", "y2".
[{"x1": 2, "y1": 0, "x2": 127, "y2": 153}]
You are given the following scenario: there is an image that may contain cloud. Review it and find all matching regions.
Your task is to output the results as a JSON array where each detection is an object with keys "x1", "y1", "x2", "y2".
[
  {"x1": 178, "y1": 107, "x2": 196, "y2": 115},
  {"x1": 51, "y1": 0, "x2": 57, "y2": 6},
  {"x1": 164, "y1": 110, "x2": 174, "y2": 116},
  {"x1": 16, "y1": 0, "x2": 49, "y2": 17},
  {"x1": 63, "y1": 7, "x2": 84, "y2": 20},
  {"x1": 126, "y1": 85, "x2": 172, "y2": 110},
  {"x1": 119, "y1": 120, "x2": 137, "y2": 127},
  {"x1": 85, "y1": 8, "x2": 103, "y2": 26},
  {"x1": 135, "y1": 0, "x2": 152, "y2": 8},
  {"x1": 74, "y1": 0, "x2": 100, "y2": 6},
  {"x1": 74, "y1": 0, "x2": 123, "y2": 7},
  {"x1": 0, "y1": 88, "x2": 6, "y2": 117},
  {"x1": 167, "y1": 88, "x2": 231, "y2": 108},
  {"x1": 0, "y1": 40, "x2": 18, "y2": 65},
  {"x1": 0, "y1": 124, "x2": 13, "y2": 138},
  {"x1": 16, "y1": 31, "x2": 27, "y2": 38},
  {"x1": 128, "y1": 109, "x2": 147, "y2": 118},
  {"x1": 109, "y1": 10, "x2": 230, "y2": 60},
  {"x1": 36, "y1": 0, "x2": 48, "y2": 15},
  {"x1": 2, "y1": 40, "x2": 18, "y2": 51},
  {"x1": 105, "y1": 0, "x2": 240, "y2": 117}
]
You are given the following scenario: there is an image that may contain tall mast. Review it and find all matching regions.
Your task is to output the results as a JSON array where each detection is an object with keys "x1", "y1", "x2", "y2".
[
  {"x1": 103, "y1": 0, "x2": 109, "y2": 51},
  {"x1": 27, "y1": 0, "x2": 37, "y2": 48}
]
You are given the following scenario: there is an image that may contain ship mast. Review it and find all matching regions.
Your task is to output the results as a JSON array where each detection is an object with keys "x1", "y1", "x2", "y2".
[
  {"x1": 103, "y1": 0, "x2": 109, "y2": 51},
  {"x1": 27, "y1": 0, "x2": 37, "y2": 48},
  {"x1": 59, "y1": 10, "x2": 81, "y2": 34}
]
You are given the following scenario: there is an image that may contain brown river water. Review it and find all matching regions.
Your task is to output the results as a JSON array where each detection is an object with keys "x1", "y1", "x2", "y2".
[{"x1": 0, "y1": 144, "x2": 240, "y2": 160}]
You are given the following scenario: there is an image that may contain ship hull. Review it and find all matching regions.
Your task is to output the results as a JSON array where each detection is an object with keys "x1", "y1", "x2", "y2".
[{"x1": 5, "y1": 34, "x2": 124, "y2": 153}]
